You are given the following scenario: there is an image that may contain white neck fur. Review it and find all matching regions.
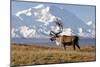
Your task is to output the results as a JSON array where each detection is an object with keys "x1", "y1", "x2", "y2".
[{"x1": 55, "y1": 40, "x2": 61, "y2": 46}]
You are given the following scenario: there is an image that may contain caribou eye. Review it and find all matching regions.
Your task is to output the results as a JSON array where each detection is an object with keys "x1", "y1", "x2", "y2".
[{"x1": 50, "y1": 37, "x2": 55, "y2": 41}]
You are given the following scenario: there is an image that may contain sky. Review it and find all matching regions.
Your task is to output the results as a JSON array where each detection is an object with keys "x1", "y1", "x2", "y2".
[{"x1": 12, "y1": 1, "x2": 96, "y2": 22}]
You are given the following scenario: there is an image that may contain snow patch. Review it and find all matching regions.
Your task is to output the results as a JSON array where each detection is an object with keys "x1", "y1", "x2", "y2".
[
  {"x1": 86, "y1": 21, "x2": 92, "y2": 26},
  {"x1": 19, "y1": 26, "x2": 36, "y2": 38},
  {"x1": 16, "y1": 8, "x2": 32, "y2": 20},
  {"x1": 11, "y1": 28, "x2": 19, "y2": 38},
  {"x1": 61, "y1": 28, "x2": 74, "y2": 36},
  {"x1": 15, "y1": 4, "x2": 58, "y2": 26},
  {"x1": 34, "y1": 4, "x2": 56, "y2": 25},
  {"x1": 78, "y1": 28, "x2": 83, "y2": 34},
  {"x1": 34, "y1": 4, "x2": 44, "y2": 9}
]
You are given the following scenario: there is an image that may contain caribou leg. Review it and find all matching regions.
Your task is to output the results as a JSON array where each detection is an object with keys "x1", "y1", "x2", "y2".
[
  {"x1": 73, "y1": 44, "x2": 76, "y2": 50},
  {"x1": 63, "y1": 44, "x2": 66, "y2": 50},
  {"x1": 75, "y1": 36, "x2": 80, "y2": 50},
  {"x1": 71, "y1": 41, "x2": 76, "y2": 50},
  {"x1": 75, "y1": 42, "x2": 80, "y2": 50}
]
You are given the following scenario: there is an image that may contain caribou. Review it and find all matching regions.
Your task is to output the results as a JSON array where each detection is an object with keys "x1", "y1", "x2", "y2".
[{"x1": 49, "y1": 18, "x2": 80, "y2": 50}]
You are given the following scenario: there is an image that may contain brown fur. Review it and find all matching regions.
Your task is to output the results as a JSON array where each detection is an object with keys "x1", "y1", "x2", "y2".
[{"x1": 56, "y1": 35, "x2": 80, "y2": 50}]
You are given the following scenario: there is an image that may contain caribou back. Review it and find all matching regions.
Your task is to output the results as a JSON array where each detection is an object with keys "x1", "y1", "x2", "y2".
[{"x1": 56, "y1": 35, "x2": 76, "y2": 43}]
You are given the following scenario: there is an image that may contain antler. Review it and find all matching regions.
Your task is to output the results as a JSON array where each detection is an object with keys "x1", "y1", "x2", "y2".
[
  {"x1": 49, "y1": 18, "x2": 63, "y2": 37},
  {"x1": 54, "y1": 18, "x2": 63, "y2": 36}
]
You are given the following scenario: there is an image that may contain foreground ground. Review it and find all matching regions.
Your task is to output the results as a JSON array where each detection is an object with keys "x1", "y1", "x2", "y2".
[{"x1": 11, "y1": 43, "x2": 96, "y2": 66}]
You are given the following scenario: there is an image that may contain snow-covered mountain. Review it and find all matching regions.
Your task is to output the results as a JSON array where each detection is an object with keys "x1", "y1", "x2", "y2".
[{"x1": 11, "y1": 4, "x2": 95, "y2": 38}]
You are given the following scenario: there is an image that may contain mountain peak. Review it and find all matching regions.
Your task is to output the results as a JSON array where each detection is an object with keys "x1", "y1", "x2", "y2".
[{"x1": 12, "y1": 4, "x2": 95, "y2": 38}]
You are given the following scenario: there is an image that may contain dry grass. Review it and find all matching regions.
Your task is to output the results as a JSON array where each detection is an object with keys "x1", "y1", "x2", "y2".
[{"x1": 11, "y1": 43, "x2": 96, "y2": 66}]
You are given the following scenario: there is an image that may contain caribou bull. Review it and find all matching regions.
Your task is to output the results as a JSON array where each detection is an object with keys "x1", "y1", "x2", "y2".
[{"x1": 49, "y1": 18, "x2": 80, "y2": 50}]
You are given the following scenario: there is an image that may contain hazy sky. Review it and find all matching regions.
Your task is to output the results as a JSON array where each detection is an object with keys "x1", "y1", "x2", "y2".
[{"x1": 12, "y1": 1, "x2": 96, "y2": 22}]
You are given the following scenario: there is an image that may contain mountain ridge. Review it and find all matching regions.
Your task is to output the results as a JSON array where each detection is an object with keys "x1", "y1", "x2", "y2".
[{"x1": 11, "y1": 4, "x2": 95, "y2": 38}]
